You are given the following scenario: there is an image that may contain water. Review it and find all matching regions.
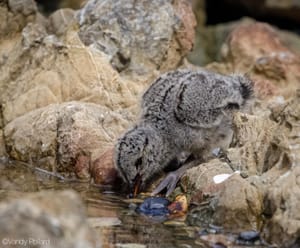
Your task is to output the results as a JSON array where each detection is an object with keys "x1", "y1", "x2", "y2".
[
  {"x1": 0, "y1": 160, "x2": 202, "y2": 248},
  {"x1": 0, "y1": 160, "x2": 270, "y2": 247}
]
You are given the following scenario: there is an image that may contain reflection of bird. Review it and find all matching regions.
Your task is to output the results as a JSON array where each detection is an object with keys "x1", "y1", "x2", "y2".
[{"x1": 115, "y1": 69, "x2": 254, "y2": 196}]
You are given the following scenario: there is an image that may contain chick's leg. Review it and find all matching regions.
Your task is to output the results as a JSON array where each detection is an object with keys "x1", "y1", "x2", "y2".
[{"x1": 152, "y1": 158, "x2": 202, "y2": 197}]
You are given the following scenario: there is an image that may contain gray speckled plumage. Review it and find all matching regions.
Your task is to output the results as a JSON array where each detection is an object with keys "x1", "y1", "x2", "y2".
[{"x1": 115, "y1": 69, "x2": 254, "y2": 194}]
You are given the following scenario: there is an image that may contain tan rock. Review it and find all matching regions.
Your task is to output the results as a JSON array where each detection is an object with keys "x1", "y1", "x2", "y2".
[
  {"x1": 48, "y1": 8, "x2": 76, "y2": 36},
  {"x1": 213, "y1": 174, "x2": 263, "y2": 231},
  {"x1": 0, "y1": 129, "x2": 7, "y2": 157},
  {"x1": 4, "y1": 102, "x2": 131, "y2": 176},
  {"x1": 0, "y1": 0, "x2": 37, "y2": 38},
  {"x1": 228, "y1": 112, "x2": 292, "y2": 176},
  {"x1": 262, "y1": 166, "x2": 300, "y2": 247},
  {"x1": 185, "y1": 159, "x2": 232, "y2": 194},
  {"x1": 0, "y1": 25, "x2": 142, "y2": 124}
]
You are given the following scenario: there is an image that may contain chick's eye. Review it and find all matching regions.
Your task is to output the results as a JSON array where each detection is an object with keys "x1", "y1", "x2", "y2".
[
  {"x1": 226, "y1": 102, "x2": 240, "y2": 110},
  {"x1": 134, "y1": 157, "x2": 143, "y2": 169}
]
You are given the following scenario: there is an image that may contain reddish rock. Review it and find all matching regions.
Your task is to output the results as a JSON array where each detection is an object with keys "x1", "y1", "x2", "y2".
[
  {"x1": 216, "y1": 22, "x2": 300, "y2": 98},
  {"x1": 91, "y1": 148, "x2": 119, "y2": 185},
  {"x1": 173, "y1": 0, "x2": 197, "y2": 53},
  {"x1": 74, "y1": 153, "x2": 91, "y2": 180}
]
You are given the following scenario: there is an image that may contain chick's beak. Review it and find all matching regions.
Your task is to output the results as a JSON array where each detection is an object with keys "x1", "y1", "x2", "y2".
[{"x1": 131, "y1": 174, "x2": 142, "y2": 198}]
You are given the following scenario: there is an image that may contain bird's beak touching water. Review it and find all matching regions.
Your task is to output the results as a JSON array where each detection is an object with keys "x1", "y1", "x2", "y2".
[{"x1": 131, "y1": 174, "x2": 142, "y2": 198}]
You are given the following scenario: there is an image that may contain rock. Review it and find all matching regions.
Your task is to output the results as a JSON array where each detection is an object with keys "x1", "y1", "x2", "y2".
[
  {"x1": 59, "y1": 0, "x2": 86, "y2": 9},
  {"x1": 137, "y1": 197, "x2": 170, "y2": 216},
  {"x1": 77, "y1": 0, "x2": 196, "y2": 77},
  {"x1": 238, "y1": 230, "x2": 260, "y2": 242},
  {"x1": 262, "y1": 166, "x2": 300, "y2": 247},
  {"x1": 189, "y1": 17, "x2": 300, "y2": 68},
  {"x1": 228, "y1": 112, "x2": 292, "y2": 176},
  {"x1": 0, "y1": 23, "x2": 141, "y2": 125},
  {"x1": 0, "y1": 130, "x2": 7, "y2": 158},
  {"x1": 0, "y1": 190, "x2": 100, "y2": 248},
  {"x1": 210, "y1": 21, "x2": 300, "y2": 98},
  {"x1": 269, "y1": 91, "x2": 300, "y2": 167},
  {"x1": 48, "y1": 8, "x2": 76, "y2": 36},
  {"x1": 0, "y1": 0, "x2": 37, "y2": 38},
  {"x1": 91, "y1": 148, "x2": 119, "y2": 185},
  {"x1": 212, "y1": 174, "x2": 263, "y2": 231},
  {"x1": 185, "y1": 110, "x2": 294, "y2": 231},
  {"x1": 185, "y1": 159, "x2": 233, "y2": 198},
  {"x1": 4, "y1": 102, "x2": 131, "y2": 178}
]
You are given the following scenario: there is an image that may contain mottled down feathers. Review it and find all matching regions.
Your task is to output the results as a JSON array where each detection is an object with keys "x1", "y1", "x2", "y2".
[{"x1": 115, "y1": 69, "x2": 254, "y2": 192}]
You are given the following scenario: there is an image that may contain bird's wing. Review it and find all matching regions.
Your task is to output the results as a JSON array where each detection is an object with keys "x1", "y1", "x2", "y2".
[
  {"x1": 174, "y1": 73, "x2": 231, "y2": 128},
  {"x1": 142, "y1": 70, "x2": 192, "y2": 110}
]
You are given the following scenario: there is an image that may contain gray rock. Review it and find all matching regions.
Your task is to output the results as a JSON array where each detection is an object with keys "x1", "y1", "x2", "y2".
[
  {"x1": 8, "y1": 0, "x2": 37, "y2": 15},
  {"x1": 77, "y1": 0, "x2": 196, "y2": 76}
]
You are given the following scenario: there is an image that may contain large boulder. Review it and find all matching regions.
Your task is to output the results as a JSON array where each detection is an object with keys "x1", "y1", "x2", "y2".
[
  {"x1": 0, "y1": 23, "x2": 141, "y2": 125},
  {"x1": 206, "y1": 21, "x2": 300, "y2": 98},
  {"x1": 4, "y1": 102, "x2": 130, "y2": 181},
  {"x1": 77, "y1": 0, "x2": 196, "y2": 76}
]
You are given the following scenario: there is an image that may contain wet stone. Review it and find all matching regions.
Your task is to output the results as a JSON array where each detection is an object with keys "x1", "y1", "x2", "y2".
[
  {"x1": 137, "y1": 197, "x2": 170, "y2": 216},
  {"x1": 236, "y1": 230, "x2": 261, "y2": 245}
]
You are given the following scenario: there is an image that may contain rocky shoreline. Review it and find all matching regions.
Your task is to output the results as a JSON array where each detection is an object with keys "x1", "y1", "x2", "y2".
[{"x1": 0, "y1": 0, "x2": 299, "y2": 247}]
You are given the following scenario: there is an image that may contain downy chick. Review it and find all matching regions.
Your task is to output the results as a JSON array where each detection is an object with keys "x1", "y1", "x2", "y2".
[{"x1": 115, "y1": 69, "x2": 254, "y2": 196}]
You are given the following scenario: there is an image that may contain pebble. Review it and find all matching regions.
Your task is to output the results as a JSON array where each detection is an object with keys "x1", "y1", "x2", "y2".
[
  {"x1": 238, "y1": 230, "x2": 260, "y2": 242},
  {"x1": 137, "y1": 197, "x2": 170, "y2": 216}
]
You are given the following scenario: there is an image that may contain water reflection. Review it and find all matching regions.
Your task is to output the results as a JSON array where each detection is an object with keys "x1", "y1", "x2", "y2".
[
  {"x1": 0, "y1": 160, "x2": 201, "y2": 248},
  {"x1": 0, "y1": 160, "x2": 269, "y2": 247}
]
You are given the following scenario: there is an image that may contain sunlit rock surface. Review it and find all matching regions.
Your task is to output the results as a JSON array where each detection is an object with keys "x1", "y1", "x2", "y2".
[{"x1": 0, "y1": 1, "x2": 299, "y2": 246}]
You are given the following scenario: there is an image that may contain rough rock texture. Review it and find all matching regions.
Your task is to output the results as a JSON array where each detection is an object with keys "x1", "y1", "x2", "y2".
[
  {"x1": 48, "y1": 8, "x2": 76, "y2": 36},
  {"x1": 185, "y1": 110, "x2": 293, "y2": 231},
  {"x1": 262, "y1": 166, "x2": 300, "y2": 247},
  {"x1": 207, "y1": 21, "x2": 300, "y2": 98},
  {"x1": 213, "y1": 174, "x2": 263, "y2": 231},
  {"x1": 77, "y1": 0, "x2": 196, "y2": 76},
  {"x1": 0, "y1": 0, "x2": 198, "y2": 181},
  {"x1": 4, "y1": 102, "x2": 130, "y2": 178},
  {"x1": 0, "y1": 130, "x2": 7, "y2": 157},
  {"x1": 0, "y1": 0, "x2": 38, "y2": 38},
  {"x1": 0, "y1": 190, "x2": 100, "y2": 248},
  {"x1": 269, "y1": 90, "x2": 300, "y2": 167},
  {"x1": 188, "y1": 17, "x2": 300, "y2": 67},
  {"x1": 228, "y1": 112, "x2": 292, "y2": 176},
  {"x1": 0, "y1": 23, "x2": 140, "y2": 125},
  {"x1": 0, "y1": 2, "x2": 141, "y2": 163}
]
